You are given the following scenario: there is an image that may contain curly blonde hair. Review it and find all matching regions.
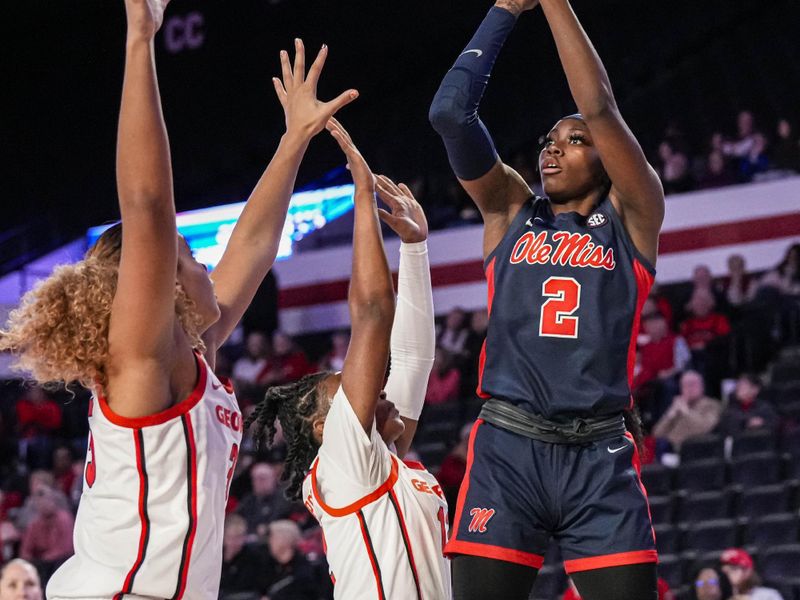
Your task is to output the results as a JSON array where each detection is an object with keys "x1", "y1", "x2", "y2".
[{"x1": 0, "y1": 223, "x2": 205, "y2": 388}]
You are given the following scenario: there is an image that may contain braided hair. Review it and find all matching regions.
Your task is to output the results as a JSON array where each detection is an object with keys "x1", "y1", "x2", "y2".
[{"x1": 245, "y1": 371, "x2": 332, "y2": 501}]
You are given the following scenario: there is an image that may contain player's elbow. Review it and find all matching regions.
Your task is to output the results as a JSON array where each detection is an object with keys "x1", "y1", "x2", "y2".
[
  {"x1": 349, "y1": 291, "x2": 396, "y2": 324},
  {"x1": 429, "y1": 89, "x2": 470, "y2": 138},
  {"x1": 578, "y1": 94, "x2": 617, "y2": 122}
]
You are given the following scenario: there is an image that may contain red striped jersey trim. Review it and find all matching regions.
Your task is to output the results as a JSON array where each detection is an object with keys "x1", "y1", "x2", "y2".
[
  {"x1": 627, "y1": 259, "x2": 654, "y2": 408},
  {"x1": 564, "y1": 549, "x2": 658, "y2": 573},
  {"x1": 172, "y1": 413, "x2": 198, "y2": 599},
  {"x1": 98, "y1": 352, "x2": 208, "y2": 428},
  {"x1": 114, "y1": 429, "x2": 150, "y2": 599},
  {"x1": 388, "y1": 488, "x2": 422, "y2": 599},
  {"x1": 311, "y1": 455, "x2": 399, "y2": 517},
  {"x1": 476, "y1": 258, "x2": 496, "y2": 399},
  {"x1": 626, "y1": 431, "x2": 657, "y2": 545},
  {"x1": 446, "y1": 419, "x2": 482, "y2": 551},
  {"x1": 356, "y1": 509, "x2": 386, "y2": 600}
]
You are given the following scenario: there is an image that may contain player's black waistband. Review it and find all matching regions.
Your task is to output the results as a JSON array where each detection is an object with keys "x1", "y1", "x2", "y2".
[{"x1": 478, "y1": 398, "x2": 626, "y2": 444}]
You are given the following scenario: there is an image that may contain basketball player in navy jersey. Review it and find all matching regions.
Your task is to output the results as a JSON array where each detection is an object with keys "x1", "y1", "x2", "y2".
[{"x1": 430, "y1": 1, "x2": 664, "y2": 599}]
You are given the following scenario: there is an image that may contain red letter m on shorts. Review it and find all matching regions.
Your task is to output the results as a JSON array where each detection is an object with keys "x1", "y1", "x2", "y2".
[{"x1": 468, "y1": 508, "x2": 496, "y2": 533}]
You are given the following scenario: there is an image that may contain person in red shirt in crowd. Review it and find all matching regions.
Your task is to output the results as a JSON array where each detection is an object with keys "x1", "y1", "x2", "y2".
[
  {"x1": 681, "y1": 289, "x2": 731, "y2": 352},
  {"x1": 635, "y1": 312, "x2": 691, "y2": 425},
  {"x1": 425, "y1": 347, "x2": 461, "y2": 405},
  {"x1": 15, "y1": 385, "x2": 62, "y2": 470},
  {"x1": 635, "y1": 313, "x2": 690, "y2": 390},
  {"x1": 680, "y1": 289, "x2": 731, "y2": 380},
  {"x1": 19, "y1": 485, "x2": 74, "y2": 581},
  {"x1": 257, "y1": 331, "x2": 313, "y2": 386},
  {"x1": 562, "y1": 576, "x2": 674, "y2": 599},
  {"x1": 436, "y1": 423, "x2": 473, "y2": 518}
]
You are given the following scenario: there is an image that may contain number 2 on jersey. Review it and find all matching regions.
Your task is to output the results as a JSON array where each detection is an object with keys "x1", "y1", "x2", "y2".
[{"x1": 539, "y1": 276, "x2": 581, "y2": 339}]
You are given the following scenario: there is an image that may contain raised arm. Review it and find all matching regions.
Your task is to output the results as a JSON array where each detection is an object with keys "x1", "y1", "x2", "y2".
[
  {"x1": 539, "y1": 0, "x2": 664, "y2": 265},
  {"x1": 108, "y1": 0, "x2": 180, "y2": 381},
  {"x1": 204, "y1": 41, "x2": 358, "y2": 354},
  {"x1": 429, "y1": 1, "x2": 538, "y2": 257},
  {"x1": 328, "y1": 119, "x2": 396, "y2": 433},
  {"x1": 374, "y1": 176, "x2": 435, "y2": 458}
]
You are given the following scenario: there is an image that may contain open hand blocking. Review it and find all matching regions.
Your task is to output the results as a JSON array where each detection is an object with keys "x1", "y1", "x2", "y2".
[{"x1": 274, "y1": 40, "x2": 359, "y2": 139}]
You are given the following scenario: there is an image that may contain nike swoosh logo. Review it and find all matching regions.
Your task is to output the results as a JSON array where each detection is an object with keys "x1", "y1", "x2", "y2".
[
  {"x1": 461, "y1": 49, "x2": 483, "y2": 58},
  {"x1": 607, "y1": 444, "x2": 628, "y2": 454},
  {"x1": 212, "y1": 381, "x2": 224, "y2": 391}
]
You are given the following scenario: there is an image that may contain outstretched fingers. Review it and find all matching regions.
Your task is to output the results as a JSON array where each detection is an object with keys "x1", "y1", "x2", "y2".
[
  {"x1": 272, "y1": 77, "x2": 288, "y2": 109},
  {"x1": 325, "y1": 89, "x2": 360, "y2": 118},
  {"x1": 279, "y1": 49, "x2": 293, "y2": 92},
  {"x1": 292, "y1": 38, "x2": 305, "y2": 84},
  {"x1": 306, "y1": 44, "x2": 328, "y2": 90},
  {"x1": 375, "y1": 176, "x2": 402, "y2": 210}
]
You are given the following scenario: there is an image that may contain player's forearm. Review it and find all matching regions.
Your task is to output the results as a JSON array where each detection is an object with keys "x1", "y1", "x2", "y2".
[
  {"x1": 384, "y1": 241, "x2": 436, "y2": 420},
  {"x1": 349, "y1": 194, "x2": 395, "y2": 318},
  {"x1": 116, "y1": 37, "x2": 174, "y2": 210},
  {"x1": 428, "y1": 6, "x2": 517, "y2": 180},
  {"x1": 539, "y1": 0, "x2": 616, "y2": 119},
  {"x1": 227, "y1": 132, "x2": 309, "y2": 260}
]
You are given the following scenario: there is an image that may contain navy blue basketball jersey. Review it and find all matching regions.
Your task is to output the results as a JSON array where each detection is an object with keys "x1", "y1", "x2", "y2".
[{"x1": 477, "y1": 196, "x2": 654, "y2": 419}]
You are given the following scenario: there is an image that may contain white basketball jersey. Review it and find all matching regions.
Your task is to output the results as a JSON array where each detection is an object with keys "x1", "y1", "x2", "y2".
[
  {"x1": 302, "y1": 386, "x2": 451, "y2": 600},
  {"x1": 47, "y1": 353, "x2": 242, "y2": 600}
]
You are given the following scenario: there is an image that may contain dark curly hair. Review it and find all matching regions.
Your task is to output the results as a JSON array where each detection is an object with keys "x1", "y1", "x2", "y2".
[{"x1": 245, "y1": 371, "x2": 332, "y2": 501}]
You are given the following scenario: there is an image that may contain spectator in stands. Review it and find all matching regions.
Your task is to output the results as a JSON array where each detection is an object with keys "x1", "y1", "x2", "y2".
[
  {"x1": 437, "y1": 423, "x2": 472, "y2": 516},
  {"x1": 15, "y1": 385, "x2": 62, "y2": 470},
  {"x1": 776, "y1": 243, "x2": 800, "y2": 295},
  {"x1": 0, "y1": 558, "x2": 43, "y2": 600},
  {"x1": 14, "y1": 471, "x2": 69, "y2": 532},
  {"x1": 233, "y1": 330, "x2": 270, "y2": 386},
  {"x1": 657, "y1": 139, "x2": 693, "y2": 194},
  {"x1": 638, "y1": 314, "x2": 691, "y2": 384},
  {"x1": 19, "y1": 485, "x2": 74, "y2": 581},
  {"x1": 425, "y1": 347, "x2": 461, "y2": 405},
  {"x1": 720, "y1": 254, "x2": 756, "y2": 308},
  {"x1": 739, "y1": 133, "x2": 770, "y2": 182},
  {"x1": 717, "y1": 374, "x2": 779, "y2": 437},
  {"x1": 721, "y1": 111, "x2": 760, "y2": 161},
  {"x1": 649, "y1": 282, "x2": 675, "y2": 330},
  {"x1": 257, "y1": 331, "x2": 312, "y2": 386},
  {"x1": 317, "y1": 330, "x2": 349, "y2": 372},
  {"x1": 718, "y1": 110, "x2": 771, "y2": 183},
  {"x1": 437, "y1": 307, "x2": 470, "y2": 364},
  {"x1": 689, "y1": 564, "x2": 733, "y2": 600},
  {"x1": 219, "y1": 513, "x2": 268, "y2": 599},
  {"x1": 263, "y1": 520, "x2": 319, "y2": 600},
  {"x1": 720, "y1": 548, "x2": 784, "y2": 600},
  {"x1": 771, "y1": 119, "x2": 800, "y2": 173},
  {"x1": 51, "y1": 446, "x2": 75, "y2": 501},
  {"x1": 680, "y1": 289, "x2": 731, "y2": 368},
  {"x1": 634, "y1": 313, "x2": 690, "y2": 422},
  {"x1": 698, "y1": 150, "x2": 737, "y2": 190},
  {"x1": 463, "y1": 309, "x2": 488, "y2": 392},
  {"x1": 236, "y1": 462, "x2": 294, "y2": 534},
  {"x1": 652, "y1": 370, "x2": 721, "y2": 452}
]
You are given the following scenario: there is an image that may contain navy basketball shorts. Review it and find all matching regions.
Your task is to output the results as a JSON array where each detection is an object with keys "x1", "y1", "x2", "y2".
[{"x1": 445, "y1": 418, "x2": 658, "y2": 574}]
